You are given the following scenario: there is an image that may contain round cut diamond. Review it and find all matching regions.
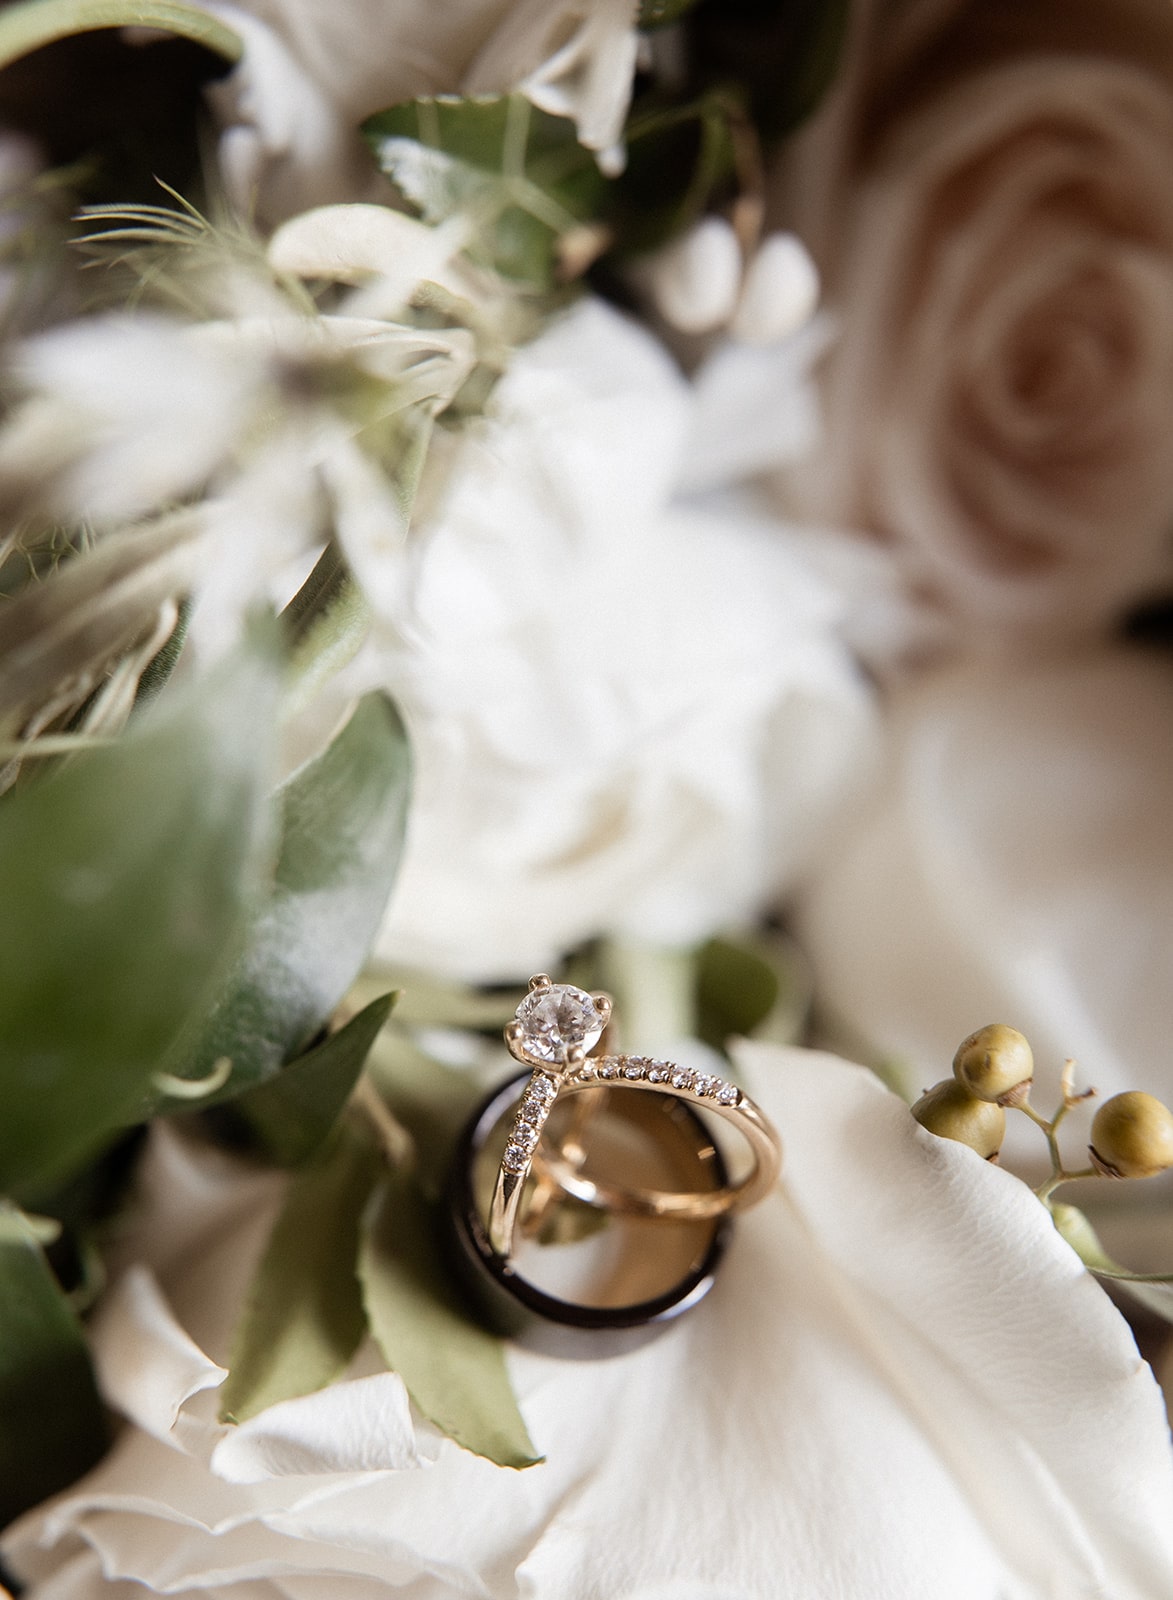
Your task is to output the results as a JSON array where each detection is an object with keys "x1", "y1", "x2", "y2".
[{"x1": 515, "y1": 983, "x2": 604, "y2": 1063}]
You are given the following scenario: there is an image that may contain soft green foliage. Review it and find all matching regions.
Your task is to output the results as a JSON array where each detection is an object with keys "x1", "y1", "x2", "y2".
[
  {"x1": 365, "y1": 87, "x2": 743, "y2": 281},
  {"x1": 639, "y1": 0, "x2": 700, "y2": 26},
  {"x1": 0, "y1": 0, "x2": 242, "y2": 71},
  {"x1": 359, "y1": 1173, "x2": 541, "y2": 1469},
  {"x1": 351, "y1": 967, "x2": 521, "y2": 1032},
  {"x1": 610, "y1": 89, "x2": 739, "y2": 255},
  {"x1": 0, "y1": 632, "x2": 279, "y2": 1197},
  {"x1": 219, "y1": 1129, "x2": 382, "y2": 1423},
  {"x1": 0, "y1": 1204, "x2": 107, "y2": 1527},
  {"x1": 365, "y1": 1027, "x2": 486, "y2": 1202},
  {"x1": 688, "y1": 0, "x2": 853, "y2": 140},
  {"x1": 365, "y1": 94, "x2": 607, "y2": 287},
  {"x1": 1052, "y1": 1202, "x2": 1173, "y2": 1324},
  {"x1": 159, "y1": 692, "x2": 411, "y2": 1104},
  {"x1": 213, "y1": 994, "x2": 396, "y2": 1167},
  {"x1": 696, "y1": 931, "x2": 811, "y2": 1051}
]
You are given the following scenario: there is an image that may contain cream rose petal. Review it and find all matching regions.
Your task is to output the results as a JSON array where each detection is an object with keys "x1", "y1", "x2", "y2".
[
  {"x1": 795, "y1": 648, "x2": 1173, "y2": 1121},
  {"x1": 8, "y1": 1052, "x2": 1172, "y2": 1599}
]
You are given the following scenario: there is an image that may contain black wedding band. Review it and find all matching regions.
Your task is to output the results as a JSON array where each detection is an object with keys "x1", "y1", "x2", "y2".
[{"x1": 445, "y1": 1071, "x2": 732, "y2": 1357}]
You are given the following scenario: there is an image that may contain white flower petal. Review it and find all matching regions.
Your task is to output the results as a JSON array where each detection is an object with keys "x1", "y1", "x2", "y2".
[
  {"x1": 210, "y1": 1375, "x2": 426, "y2": 1483},
  {"x1": 730, "y1": 231, "x2": 821, "y2": 346},
  {"x1": 267, "y1": 204, "x2": 465, "y2": 312},
  {"x1": 91, "y1": 1268, "x2": 227, "y2": 1452},
  {"x1": 8, "y1": 1052, "x2": 1172, "y2": 1598},
  {"x1": 795, "y1": 649, "x2": 1173, "y2": 1127},
  {"x1": 640, "y1": 217, "x2": 744, "y2": 335}
]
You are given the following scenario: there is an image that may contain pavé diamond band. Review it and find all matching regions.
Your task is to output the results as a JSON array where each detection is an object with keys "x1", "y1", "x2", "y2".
[{"x1": 487, "y1": 975, "x2": 783, "y2": 1259}]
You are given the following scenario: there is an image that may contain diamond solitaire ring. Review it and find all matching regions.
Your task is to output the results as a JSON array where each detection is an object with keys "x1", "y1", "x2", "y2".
[{"x1": 487, "y1": 974, "x2": 783, "y2": 1259}]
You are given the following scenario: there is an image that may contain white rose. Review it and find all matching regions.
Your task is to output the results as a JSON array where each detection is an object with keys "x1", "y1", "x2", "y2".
[
  {"x1": 794, "y1": 648, "x2": 1173, "y2": 1134},
  {"x1": 370, "y1": 297, "x2": 872, "y2": 982},
  {"x1": 7, "y1": 1044, "x2": 1173, "y2": 1599},
  {"x1": 202, "y1": 0, "x2": 640, "y2": 221},
  {"x1": 786, "y1": 49, "x2": 1173, "y2": 645}
]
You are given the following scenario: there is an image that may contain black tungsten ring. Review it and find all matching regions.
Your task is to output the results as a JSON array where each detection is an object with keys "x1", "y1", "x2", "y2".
[{"x1": 445, "y1": 1070, "x2": 732, "y2": 1358}]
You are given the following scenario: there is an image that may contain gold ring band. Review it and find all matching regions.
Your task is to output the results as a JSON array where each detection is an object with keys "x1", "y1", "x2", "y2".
[{"x1": 487, "y1": 977, "x2": 782, "y2": 1259}]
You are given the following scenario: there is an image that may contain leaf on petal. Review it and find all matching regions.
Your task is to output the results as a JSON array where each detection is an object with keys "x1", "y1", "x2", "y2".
[
  {"x1": 1052, "y1": 1202, "x2": 1173, "y2": 1324},
  {"x1": 358, "y1": 1170, "x2": 541, "y2": 1468},
  {"x1": 219, "y1": 1128, "x2": 382, "y2": 1423}
]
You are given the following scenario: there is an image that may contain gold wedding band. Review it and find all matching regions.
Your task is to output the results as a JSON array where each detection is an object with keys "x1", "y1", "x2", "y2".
[{"x1": 488, "y1": 976, "x2": 783, "y2": 1259}]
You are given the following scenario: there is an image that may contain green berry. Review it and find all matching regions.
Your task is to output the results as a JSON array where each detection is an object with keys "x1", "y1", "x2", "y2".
[
  {"x1": 952, "y1": 1024, "x2": 1034, "y2": 1105},
  {"x1": 1089, "y1": 1092, "x2": 1173, "y2": 1179},
  {"x1": 912, "y1": 1079, "x2": 1005, "y2": 1159}
]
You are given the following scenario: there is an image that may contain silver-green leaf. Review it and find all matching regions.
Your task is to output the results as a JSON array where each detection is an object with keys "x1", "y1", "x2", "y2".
[
  {"x1": 160, "y1": 692, "x2": 411, "y2": 1104},
  {"x1": 359, "y1": 1172, "x2": 541, "y2": 1468},
  {"x1": 1052, "y1": 1202, "x2": 1173, "y2": 1324},
  {"x1": 0, "y1": 1203, "x2": 107, "y2": 1527},
  {"x1": 0, "y1": 629, "x2": 280, "y2": 1196},
  {"x1": 220, "y1": 1128, "x2": 382, "y2": 1423}
]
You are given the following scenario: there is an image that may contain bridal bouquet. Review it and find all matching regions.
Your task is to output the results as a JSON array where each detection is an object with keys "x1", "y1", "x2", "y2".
[{"x1": 3, "y1": 1, "x2": 1173, "y2": 1596}]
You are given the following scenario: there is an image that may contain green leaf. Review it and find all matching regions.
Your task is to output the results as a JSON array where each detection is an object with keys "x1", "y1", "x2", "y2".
[
  {"x1": 689, "y1": 0, "x2": 853, "y2": 141},
  {"x1": 364, "y1": 94, "x2": 607, "y2": 287},
  {"x1": 0, "y1": 0, "x2": 241, "y2": 70},
  {"x1": 359, "y1": 1171, "x2": 541, "y2": 1468},
  {"x1": 161, "y1": 692, "x2": 411, "y2": 1104},
  {"x1": 1052, "y1": 1203, "x2": 1173, "y2": 1324},
  {"x1": 695, "y1": 930, "x2": 811, "y2": 1052},
  {"x1": 611, "y1": 88, "x2": 739, "y2": 254},
  {"x1": 219, "y1": 1129, "x2": 382, "y2": 1423},
  {"x1": 364, "y1": 1028, "x2": 485, "y2": 1201},
  {"x1": 350, "y1": 966, "x2": 521, "y2": 1032},
  {"x1": 0, "y1": 1203, "x2": 107, "y2": 1528},
  {"x1": 639, "y1": 0, "x2": 700, "y2": 26},
  {"x1": 211, "y1": 994, "x2": 396, "y2": 1167},
  {"x1": 0, "y1": 630, "x2": 279, "y2": 1196}
]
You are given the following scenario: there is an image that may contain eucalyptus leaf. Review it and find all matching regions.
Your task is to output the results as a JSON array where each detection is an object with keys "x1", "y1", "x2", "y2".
[
  {"x1": 0, "y1": 630, "x2": 279, "y2": 1196},
  {"x1": 364, "y1": 95, "x2": 606, "y2": 287},
  {"x1": 159, "y1": 692, "x2": 411, "y2": 1105},
  {"x1": 220, "y1": 1129, "x2": 382, "y2": 1423},
  {"x1": 0, "y1": 1203, "x2": 107, "y2": 1528},
  {"x1": 210, "y1": 993, "x2": 396, "y2": 1167},
  {"x1": 1051, "y1": 1203, "x2": 1173, "y2": 1324},
  {"x1": 0, "y1": 0, "x2": 242, "y2": 70},
  {"x1": 359, "y1": 1171, "x2": 541, "y2": 1468}
]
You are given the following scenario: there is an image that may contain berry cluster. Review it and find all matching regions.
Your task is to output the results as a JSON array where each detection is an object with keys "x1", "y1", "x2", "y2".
[{"x1": 912, "y1": 1023, "x2": 1173, "y2": 1189}]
